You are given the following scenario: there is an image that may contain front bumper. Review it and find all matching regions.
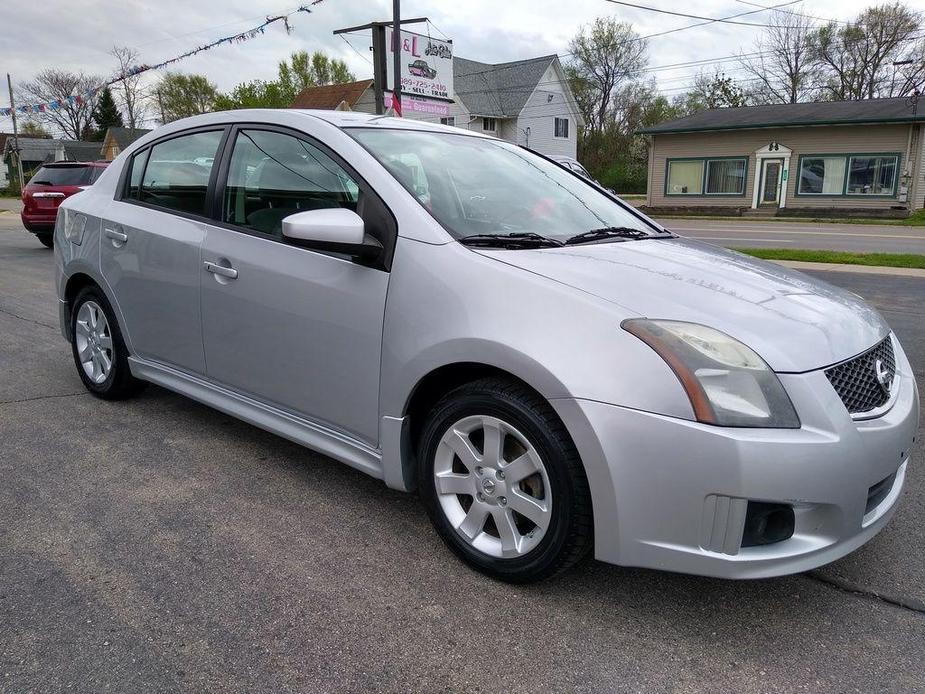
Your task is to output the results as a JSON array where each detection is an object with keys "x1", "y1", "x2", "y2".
[{"x1": 553, "y1": 336, "x2": 920, "y2": 579}]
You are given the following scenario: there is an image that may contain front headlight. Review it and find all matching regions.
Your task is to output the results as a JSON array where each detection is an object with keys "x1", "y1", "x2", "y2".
[{"x1": 622, "y1": 319, "x2": 800, "y2": 428}]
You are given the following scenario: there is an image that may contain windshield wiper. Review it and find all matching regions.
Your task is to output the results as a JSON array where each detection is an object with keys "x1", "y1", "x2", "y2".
[
  {"x1": 458, "y1": 232, "x2": 563, "y2": 249},
  {"x1": 564, "y1": 226, "x2": 672, "y2": 245}
]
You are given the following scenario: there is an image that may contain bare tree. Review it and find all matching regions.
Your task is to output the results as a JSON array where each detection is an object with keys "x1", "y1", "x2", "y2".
[
  {"x1": 18, "y1": 69, "x2": 101, "y2": 140},
  {"x1": 567, "y1": 18, "x2": 648, "y2": 133},
  {"x1": 813, "y1": 2, "x2": 923, "y2": 100},
  {"x1": 109, "y1": 46, "x2": 148, "y2": 130},
  {"x1": 740, "y1": 8, "x2": 822, "y2": 104}
]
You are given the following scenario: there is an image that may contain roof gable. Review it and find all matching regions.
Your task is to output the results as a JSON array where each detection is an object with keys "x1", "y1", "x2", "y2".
[
  {"x1": 103, "y1": 126, "x2": 152, "y2": 150},
  {"x1": 640, "y1": 97, "x2": 925, "y2": 134},
  {"x1": 454, "y1": 55, "x2": 557, "y2": 117}
]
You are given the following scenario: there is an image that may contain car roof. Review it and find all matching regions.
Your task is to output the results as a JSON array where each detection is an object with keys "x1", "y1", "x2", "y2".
[{"x1": 42, "y1": 161, "x2": 109, "y2": 168}]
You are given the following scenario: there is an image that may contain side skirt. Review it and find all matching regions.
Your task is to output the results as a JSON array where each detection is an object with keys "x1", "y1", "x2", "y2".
[{"x1": 129, "y1": 357, "x2": 383, "y2": 480}]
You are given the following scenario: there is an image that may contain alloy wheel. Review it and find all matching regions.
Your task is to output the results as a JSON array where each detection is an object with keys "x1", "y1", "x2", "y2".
[
  {"x1": 433, "y1": 415, "x2": 552, "y2": 558},
  {"x1": 75, "y1": 301, "x2": 114, "y2": 384}
]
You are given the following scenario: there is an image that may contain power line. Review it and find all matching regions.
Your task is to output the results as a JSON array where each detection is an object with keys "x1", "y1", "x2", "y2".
[
  {"x1": 602, "y1": 0, "x2": 804, "y2": 29},
  {"x1": 733, "y1": 0, "x2": 849, "y2": 25}
]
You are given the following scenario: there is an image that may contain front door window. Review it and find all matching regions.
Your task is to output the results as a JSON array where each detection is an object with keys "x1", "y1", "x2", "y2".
[{"x1": 761, "y1": 160, "x2": 782, "y2": 204}]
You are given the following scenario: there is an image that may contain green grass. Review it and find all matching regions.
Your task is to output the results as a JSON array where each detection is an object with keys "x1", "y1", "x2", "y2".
[
  {"x1": 734, "y1": 247, "x2": 925, "y2": 269},
  {"x1": 651, "y1": 211, "x2": 925, "y2": 226}
]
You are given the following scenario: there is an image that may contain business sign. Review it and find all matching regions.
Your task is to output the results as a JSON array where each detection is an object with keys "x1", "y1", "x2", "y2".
[
  {"x1": 385, "y1": 29, "x2": 454, "y2": 102},
  {"x1": 384, "y1": 92, "x2": 450, "y2": 117}
]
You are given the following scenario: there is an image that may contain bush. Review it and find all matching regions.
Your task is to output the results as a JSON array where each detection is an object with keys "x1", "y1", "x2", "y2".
[{"x1": 596, "y1": 163, "x2": 647, "y2": 194}]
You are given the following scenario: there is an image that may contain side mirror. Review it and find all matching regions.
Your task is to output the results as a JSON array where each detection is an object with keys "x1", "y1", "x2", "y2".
[{"x1": 282, "y1": 208, "x2": 382, "y2": 261}]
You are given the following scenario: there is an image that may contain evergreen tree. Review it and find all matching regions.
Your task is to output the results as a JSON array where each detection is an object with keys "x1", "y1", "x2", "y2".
[{"x1": 90, "y1": 87, "x2": 124, "y2": 141}]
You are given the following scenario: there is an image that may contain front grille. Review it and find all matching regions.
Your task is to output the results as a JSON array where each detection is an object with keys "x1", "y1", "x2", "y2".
[{"x1": 825, "y1": 337, "x2": 895, "y2": 415}]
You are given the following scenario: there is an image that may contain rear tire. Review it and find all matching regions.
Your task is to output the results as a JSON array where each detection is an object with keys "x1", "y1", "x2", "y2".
[
  {"x1": 418, "y1": 377, "x2": 593, "y2": 583},
  {"x1": 70, "y1": 286, "x2": 146, "y2": 400},
  {"x1": 36, "y1": 233, "x2": 54, "y2": 248}
]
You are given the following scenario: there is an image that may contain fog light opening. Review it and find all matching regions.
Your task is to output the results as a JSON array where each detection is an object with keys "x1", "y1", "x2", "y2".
[{"x1": 741, "y1": 502, "x2": 795, "y2": 548}]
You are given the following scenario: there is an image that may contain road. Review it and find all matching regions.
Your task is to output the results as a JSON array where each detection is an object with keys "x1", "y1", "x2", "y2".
[
  {"x1": 1, "y1": 216, "x2": 923, "y2": 693},
  {"x1": 657, "y1": 217, "x2": 925, "y2": 254}
]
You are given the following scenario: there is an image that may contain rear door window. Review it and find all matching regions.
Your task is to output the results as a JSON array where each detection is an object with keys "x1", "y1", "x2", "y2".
[
  {"x1": 28, "y1": 165, "x2": 94, "y2": 186},
  {"x1": 140, "y1": 131, "x2": 223, "y2": 216}
]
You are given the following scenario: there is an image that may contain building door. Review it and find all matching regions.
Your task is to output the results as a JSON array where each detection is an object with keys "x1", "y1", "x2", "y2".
[{"x1": 760, "y1": 159, "x2": 783, "y2": 205}]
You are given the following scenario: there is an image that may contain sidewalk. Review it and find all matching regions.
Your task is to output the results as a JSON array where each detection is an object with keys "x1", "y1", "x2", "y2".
[
  {"x1": 0, "y1": 198, "x2": 22, "y2": 213},
  {"x1": 771, "y1": 259, "x2": 925, "y2": 278}
]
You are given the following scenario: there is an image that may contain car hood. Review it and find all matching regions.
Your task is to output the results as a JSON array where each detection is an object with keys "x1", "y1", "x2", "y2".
[{"x1": 476, "y1": 237, "x2": 889, "y2": 373}]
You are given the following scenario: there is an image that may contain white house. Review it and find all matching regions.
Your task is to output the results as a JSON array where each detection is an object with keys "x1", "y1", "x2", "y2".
[{"x1": 292, "y1": 54, "x2": 584, "y2": 159}]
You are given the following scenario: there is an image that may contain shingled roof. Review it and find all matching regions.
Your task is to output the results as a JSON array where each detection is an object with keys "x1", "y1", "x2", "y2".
[
  {"x1": 640, "y1": 97, "x2": 925, "y2": 134},
  {"x1": 453, "y1": 55, "x2": 557, "y2": 117},
  {"x1": 104, "y1": 126, "x2": 152, "y2": 150},
  {"x1": 291, "y1": 80, "x2": 375, "y2": 109}
]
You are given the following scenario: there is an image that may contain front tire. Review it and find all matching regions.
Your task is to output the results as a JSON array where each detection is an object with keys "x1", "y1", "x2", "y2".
[
  {"x1": 70, "y1": 286, "x2": 146, "y2": 400},
  {"x1": 418, "y1": 378, "x2": 593, "y2": 583}
]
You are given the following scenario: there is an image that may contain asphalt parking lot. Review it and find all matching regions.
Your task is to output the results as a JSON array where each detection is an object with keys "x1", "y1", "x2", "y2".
[{"x1": 1, "y1": 214, "x2": 923, "y2": 693}]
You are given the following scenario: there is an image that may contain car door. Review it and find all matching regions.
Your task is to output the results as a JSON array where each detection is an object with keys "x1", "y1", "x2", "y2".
[
  {"x1": 100, "y1": 128, "x2": 226, "y2": 375},
  {"x1": 199, "y1": 126, "x2": 393, "y2": 446}
]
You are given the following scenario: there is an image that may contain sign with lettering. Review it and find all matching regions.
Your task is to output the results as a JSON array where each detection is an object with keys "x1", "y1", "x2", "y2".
[{"x1": 385, "y1": 29, "x2": 454, "y2": 102}]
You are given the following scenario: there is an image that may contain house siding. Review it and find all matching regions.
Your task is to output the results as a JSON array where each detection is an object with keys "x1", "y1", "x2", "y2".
[
  {"x1": 515, "y1": 64, "x2": 577, "y2": 157},
  {"x1": 648, "y1": 124, "x2": 915, "y2": 210}
]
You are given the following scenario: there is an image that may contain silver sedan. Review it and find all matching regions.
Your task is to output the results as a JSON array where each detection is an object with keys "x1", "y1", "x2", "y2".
[{"x1": 53, "y1": 110, "x2": 919, "y2": 582}]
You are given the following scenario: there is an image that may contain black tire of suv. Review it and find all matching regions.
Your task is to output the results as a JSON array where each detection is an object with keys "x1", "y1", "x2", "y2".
[
  {"x1": 70, "y1": 286, "x2": 147, "y2": 400},
  {"x1": 36, "y1": 233, "x2": 54, "y2": 248},
  {"x1": 418, "y1": 377, "x2": 594, "y2": 583}
]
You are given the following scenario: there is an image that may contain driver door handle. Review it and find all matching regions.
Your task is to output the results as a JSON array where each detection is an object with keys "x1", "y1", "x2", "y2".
[{"x1": 203, "y1": 261, "x2": 238, "y2": 280}]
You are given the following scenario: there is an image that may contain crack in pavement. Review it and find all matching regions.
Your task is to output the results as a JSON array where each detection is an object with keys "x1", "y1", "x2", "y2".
[
  {"x1": 0, "y1": 304, "x2": 57, "y2": 330},
  {"x1": 805, "y1": 570, "x2": 925, "y2": 616},
  {"x1": 0, "y1": 392, "x2": 88, "y2": 405}
]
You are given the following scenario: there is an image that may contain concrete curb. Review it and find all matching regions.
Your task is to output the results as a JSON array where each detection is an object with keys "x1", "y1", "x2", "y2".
[{"x1": 772, "y1": 259, "x2": 925, "y2": 278}]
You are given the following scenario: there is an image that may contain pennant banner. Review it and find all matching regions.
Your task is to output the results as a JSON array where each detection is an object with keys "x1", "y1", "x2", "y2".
[{"x1": 1, "y1": 2, "x2": 323, "y2": 117}]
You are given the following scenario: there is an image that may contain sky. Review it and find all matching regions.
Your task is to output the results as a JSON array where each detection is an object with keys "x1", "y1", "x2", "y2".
[{"x1": 0, "y1": 0, "x2": 888, "y2": 129}]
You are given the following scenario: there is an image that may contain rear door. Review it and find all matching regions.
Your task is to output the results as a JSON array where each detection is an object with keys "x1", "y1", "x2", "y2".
[
  {"x1": 100, "y1": 128, "x2": 226, "y2": 375},
  {"x1": 199, "y1": 126, "x2": 393, "y2": 445}
]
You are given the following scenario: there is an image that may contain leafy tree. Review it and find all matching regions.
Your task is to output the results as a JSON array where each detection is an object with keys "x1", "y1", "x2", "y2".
[
  {"x1": 19, "y1": 121, "x2": 52, "y2": 138},
  {"x1": 17, "y1": 69, "x2": 102, "y2": 140},
  {"x1": 90, "y1": 87, "x2": 124, "y2": 140},
  {"x1": 812, "y1": 3, "x2": 923, "y2": 99},
  {"x1": 566, "y1": 18, "x2": 648, "y2": 133},
  {"x1": 217, "y1": 51, "x2": 356, "y2": 110},
  {"x1": 155, "y1": 73, "x2": 218, "y2": 123},
  {"x1": 674, "y1": 71, "x2": 749, "y2": 115}
]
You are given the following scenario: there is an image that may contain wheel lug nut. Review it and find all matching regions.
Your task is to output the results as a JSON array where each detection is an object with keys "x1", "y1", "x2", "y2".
[
  {"x1": 499, "y1": 496, "x2": 507, "y2": 506},
  {"x1": 497, "y1": 470, "x2": 505, "y2": 480},
  {"x1": 476, "y1": 466, "x2": 483, "y2": 476},
  {"x1": 476, "y1": 492, "x2": 485, "y2": 502}
]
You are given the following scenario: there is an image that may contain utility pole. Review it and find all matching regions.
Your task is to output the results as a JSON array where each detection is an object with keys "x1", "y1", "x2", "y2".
[
  {"x1": 392, "y1": 0, "x2": 402, "y2": 117},
  {"x1": 7, "y1": 73, "x2": 24, "y2": 191},
  {"x1": 333, "y1": 16, "x2": 427, "y2": 116}
]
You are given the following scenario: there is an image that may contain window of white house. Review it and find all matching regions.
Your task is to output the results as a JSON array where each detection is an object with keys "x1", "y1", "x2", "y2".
[
  {"x1": 705, "y1": 159, "x2": 746, "y2": 194},
  {"x1": 666, "y1": 160, "x2": 704, "y2": 195},
  {"x1": 482, "y1": 117, "x2": 497, "y2": 132},
  {"x1": 847, "y1": 155, "x2": 898, "y2": 195},
  {"x1": 798, "y1": 154, "x2": 897, "y2": 196},
  {"x1": 440, "y1": 116, "x2": 456, "y2": 127},
  {"x1": 554, "y1": 118, "x2": 569, "y2": 138}
]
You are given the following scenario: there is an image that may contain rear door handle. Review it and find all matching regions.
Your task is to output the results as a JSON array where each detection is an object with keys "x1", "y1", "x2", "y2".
[
  {"x1": 203, "y1": 261, "x2": 238, "y2": 280},
  {"x1": 104, "y1": 227, "x2": 127, "y2": 242}
]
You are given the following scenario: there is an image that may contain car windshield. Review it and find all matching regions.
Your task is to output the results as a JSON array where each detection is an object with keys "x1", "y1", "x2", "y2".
[
  {"x1": 28, "y1": 165, "x2": 95, "y2": 186},
  {"x1": 349, "y1": 128, "x2": 659, "y2": 243}
]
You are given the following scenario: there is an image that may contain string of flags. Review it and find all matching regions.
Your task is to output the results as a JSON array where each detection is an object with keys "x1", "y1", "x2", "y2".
[{"x1": 0, "y1": 2, "x2": 324, "y2": 117}]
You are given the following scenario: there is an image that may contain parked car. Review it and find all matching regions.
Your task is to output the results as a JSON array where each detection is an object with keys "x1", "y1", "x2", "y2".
[
  {"x1": 550, "y1": 155, "x2": 615, "y2": 194},
  {"x1": 54, "y1": 111, "x2": 919, "y2": 583},
  {"x1": 22, "y1": 161, "x2": 108, "y2": 247},
  {"x1": 408, "y1": 59, "x2": 437, "y2": 79}
]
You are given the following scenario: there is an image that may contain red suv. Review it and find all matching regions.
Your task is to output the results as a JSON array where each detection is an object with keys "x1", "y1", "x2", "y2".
[{"x1": 21, "y1": 161, "x2": 109, "y2": 247}]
